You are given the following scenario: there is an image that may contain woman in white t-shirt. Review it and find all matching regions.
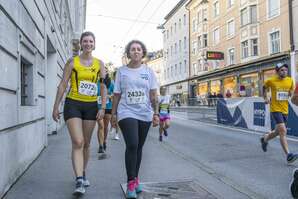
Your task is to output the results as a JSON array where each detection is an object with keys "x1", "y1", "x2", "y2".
[{"x1": 111, "y1": 40, "x2": 159, "y2": 199}]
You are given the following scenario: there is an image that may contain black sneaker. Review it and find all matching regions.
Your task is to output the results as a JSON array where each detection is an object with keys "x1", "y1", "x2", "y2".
[
  {"x1": 290, "y1": 168, "x2": 298, "y2": 198},
  {"x1": 98, "y1": 145, "x2": 104, "y2": 154},
  {"x1": 159, "y1": 135, "x2": 163, "y2": 142},
  {"x1": 164, "y1": 129, "x2": 168, "y2": 137},
  {"x1": 103, "y1": 142, "x2": 107, "y2": 151},
  {"x1": 287, "y1": 153, "x2": 298, "y2": 164},
  {"x1": 260, "y1": 137, "x2": 268, "y2": 152}
]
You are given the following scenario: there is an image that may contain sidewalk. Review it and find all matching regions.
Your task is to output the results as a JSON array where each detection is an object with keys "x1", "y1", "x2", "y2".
[{"x1": 3, "y1": 125, "x2": 253, "y2": 199}]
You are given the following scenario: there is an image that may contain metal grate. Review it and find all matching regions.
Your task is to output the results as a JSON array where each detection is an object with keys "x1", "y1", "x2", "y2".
[{"x1": 121, "y1": 180, "x2": 217, "y2": 199}]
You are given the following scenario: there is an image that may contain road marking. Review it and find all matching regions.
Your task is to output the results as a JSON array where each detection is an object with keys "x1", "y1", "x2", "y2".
[{"x1": 172, "y1": 114, "x2": 298, "y2": 143}]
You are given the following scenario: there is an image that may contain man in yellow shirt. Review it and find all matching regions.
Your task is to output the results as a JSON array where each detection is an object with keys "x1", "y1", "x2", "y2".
[{"x1": 260, "y1": 63, "x2": 298, "y2": 163}]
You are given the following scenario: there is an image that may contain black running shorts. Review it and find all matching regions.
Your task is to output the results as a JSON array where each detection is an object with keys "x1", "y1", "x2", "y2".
[{"x1": 63, "y1": 98, "x2": 98, "y2": 121}]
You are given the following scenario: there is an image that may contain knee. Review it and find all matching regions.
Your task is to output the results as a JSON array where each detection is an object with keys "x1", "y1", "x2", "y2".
[
  {"x1": 164, "y1": 124, "x2": 169, "y2": 129},
  {"x1": 277, "y1": 127, "x2": 287, "y2": 136},
  {"x1": 126, "y1": 143, "x2": 138, "y2": 152},
  {"x1": 73, "y1": 139, "x2": 84, "y2": 149}
]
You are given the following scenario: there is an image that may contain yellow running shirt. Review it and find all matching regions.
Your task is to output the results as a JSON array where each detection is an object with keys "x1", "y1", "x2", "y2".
[
  {"x1": 67, "y1": 56, "x2": 101, "y2": 102},
  {"x1": 264, "y1": 75, "x2": 294, "y2": 114}
]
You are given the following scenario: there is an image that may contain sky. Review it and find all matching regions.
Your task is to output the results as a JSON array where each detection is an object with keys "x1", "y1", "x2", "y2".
[{"x1": 85, "y1": 0, "x2": 181, "y2": 66}]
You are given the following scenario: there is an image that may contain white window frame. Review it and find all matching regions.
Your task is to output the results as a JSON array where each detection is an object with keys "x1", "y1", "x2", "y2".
[
  {"x1": 241, "y1": 40, "x2": 249, "y2": 59},
  {"x1": 227, "y1": 47, "x2": 235, "y2": 65},
  {"x1": 226, "y1": 18, "x2": 235, "y2": 38},
  {"x1": 241, "y1": 7, "x2": 248, "y2": 26},
  {"x1": 267, "y1": 0, "x2": 280, "y2": 20},
  {"x1": 227, "y1": 0, "x2": 235, "y2": 9},
  {"x1": 213, "y1": 27, "x2": 220, "y2": 45},
  {"x1": 250, "y1": 38, "x2": 259, "y2": 56},
  {"x1": 213, "y1": 1, "x2": 219, "y2": 18},
  {"x1": 268, "y1": 29, "x2": 281, "y2": 54}
]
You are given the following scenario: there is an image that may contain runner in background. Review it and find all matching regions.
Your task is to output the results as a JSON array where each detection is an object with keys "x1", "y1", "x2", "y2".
[
  {"x1": 158, "y1": 87, "x2": 171, "y2": 142},
  {"x1": 260, "y1": 63, "x2": 298, "y2": 164}
]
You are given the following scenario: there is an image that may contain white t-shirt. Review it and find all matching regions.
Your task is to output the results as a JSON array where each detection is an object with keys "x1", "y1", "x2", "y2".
[
  {"x1": 158, "y1": 95, "x2": 171, "y2": 105},
  {"x1": 114, "y1": 65, "x2": 158, "y2": 122}
]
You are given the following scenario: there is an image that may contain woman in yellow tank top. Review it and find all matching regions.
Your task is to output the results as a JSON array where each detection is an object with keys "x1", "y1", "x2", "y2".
[{"x1": 52, "y1": 31, "x2": 106, "y2": 195}]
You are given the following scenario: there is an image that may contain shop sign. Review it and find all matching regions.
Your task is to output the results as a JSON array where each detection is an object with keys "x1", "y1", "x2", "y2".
[{"x1": 206, "y1": 51, "x2": 224, "y2": 60}]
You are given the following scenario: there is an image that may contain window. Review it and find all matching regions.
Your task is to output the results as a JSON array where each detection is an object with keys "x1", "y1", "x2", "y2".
[
  {"x1": 227, "y1": 20, "x2": 235, "y2": 37},
  {"x1": 184, "y1": 60, "x2": 187, "y2": 73},
  {"x1": 20, "y1": 57, "x2": 34, "y2": 106},
  {"x1": 228, "y1": 48, "x2": 235, "y2": 65},
  {"x1": 198, "y1": 10, "x2": 202, "y2": 23},
  {"x1": 174, "y1": 23, "x2": 177, "y2": 33},
  {"x1": 241, "y1": 8, "x2": 248, "y2": 26},
  {"x1": 184, "y1": 36, "x2": 187, "y2": 49},
  {"x1": 171, "y1": 66, "x2": 173, "y2": 77},
  {"x1": 251, "y1": 38, "x2": 258, "y2": 56},
  {"x1": 192, "y1": 41, "x2": 197, "y2": 54},
  {"x1": 167, "y1": 30, "x2": 169, "y2": 39},
  {"x1": 179, "y1": 62, "x2": 182, "y2": 73},
  {"x1": 227, "y1": 0, "x2": 234, "y2": 8},
  {"x1": 183, "y1": 14, "x2": 186, "y2": 25},
  {"x1": 170, "y1": 46, "x2": 173, "y2": 56},
  {"x1": 203, "y1": 9, "x2": 207, "y2": 21},
  {"x1": 198, "y1": 35, "x2": 202, "y2": 49},
  {"x1": 192, "y1": 63, "x2": 197, "y2": 76},
  {"x1": 174, "y1": 43, "x2": 177, "y2": 54},
  {"x1": 270, "y1": 31, "x2": 280, "y2": 54},
  {"x1": 170, "y1": 26, "x2": 173, "y2": 36},
  {"x1": 213, "y1": 1, "x2": 219, "y2": 17},
  {"x1": 167, "y1": 68, "x2": 170, "y2": 78},
  {"x1": 163, "y1": 32, "x2": 166, "y2": 41},
  {"x1": 198, "y1": 59, "x2": 202, "y2": 72},
  {"x1": 192, "y1": 19, "x2": 197, "y2": 33},
  {"x1": 179, "y1": 18, "x2": 181, "y2": 29},
  {"x1": 250, "y1": 5, "x2": 257, "y2": 24},
  {"x1": 179, "y1": 40, "x2": 182, "y2": 52},
  {"x1": 203, "y1": 34, "x2": 208, "y2": 47},
  {"x1": 268, "y1": 0, "x2": 280, "y2": 18},
  {"x1": 164, "y1": 69, "x2": 166, "y2": 79},
  {"x1": 241, "y1": 40, "x2": 249, "y2": 58},
  {"x1": 175, "y1": 64, "x2": 177, "y2": 75},
  {"x1": 213, "y1": 28, "x2": 220, "y2": 45}
]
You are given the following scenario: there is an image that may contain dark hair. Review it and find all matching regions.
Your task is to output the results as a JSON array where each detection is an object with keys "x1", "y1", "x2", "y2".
[
  {"x1": 104, "y1": 73, "x2": 111, "y2": 89},
  {"x1": 125, "y1": 40, "x2": 147, "y2": 59},
  {"x1": 80, "y1": 31, "x2": 96, "y2": 50},
  {"x1": 275, "y1": 63, "x2": 288, "y2": 71}
]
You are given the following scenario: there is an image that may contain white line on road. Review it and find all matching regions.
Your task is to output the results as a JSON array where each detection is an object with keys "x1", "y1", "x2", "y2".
[{"x1": 172, "y1": 114, "x2": 298, "y2": 143}]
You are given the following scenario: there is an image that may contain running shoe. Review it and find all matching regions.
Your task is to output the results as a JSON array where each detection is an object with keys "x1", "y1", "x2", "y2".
[
  {"x1": 159, "y1": 135, "x2": 163, "y2": 142},
  {"x1": 73, "y1": 179, "x2": 85, "y2": 195},
  {"x1": 135, "y1": 177, "x2": 143, "y2": 193},
  {"x1": 103, "y1": 142, "x2": 107, "y2": 151},
  {"x1": 98, "y1": 145, "x2": 104, "y2": 154},
  {"x1": 164, "y1": 129, "x2": 168, "y2": 137},
  {"x1": 260, "y1": 137, "x2": 268, "y2": 152},
  {"x1": 114, "y1": 133, "x2": 120, "y2": 140},
  {"x1": 290, "y1": 168, "x2": 298, "y2": 198},
  {"x1": 287, "y1": 153, "x2": 298, "y2": 164},
  {"x1": 83, "y1": 175, "x2": 90, "y2": 187},
  {"x1": 126, "y1": 180, "x2": 137, "y2": 198}
]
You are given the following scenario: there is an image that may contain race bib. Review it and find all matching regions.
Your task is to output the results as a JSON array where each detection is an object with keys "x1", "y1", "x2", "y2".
[
  {"x1": 160, "y1": 109, "x2": 168, "y2": 114},
  {"x1": 126, "y1": 89, "x2": 146, "y2": 104},
  {"x1": 276, "y1": 92, "x2": 288, "y2": 101},
  {"x1": 78, "y1": 81, "x2": 97, "y2": 96}
]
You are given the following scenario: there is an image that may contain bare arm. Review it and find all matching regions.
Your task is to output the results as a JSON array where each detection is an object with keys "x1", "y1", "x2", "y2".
[
  {"x1": 111, "y1": 93, "x2": 121, "y2": 116},
  {"x1": 150, "y1": 89, "x2": 159, "y2": 114},
  {"x1": 52, "y1": 59, "x2": 73, "y2": 121}
]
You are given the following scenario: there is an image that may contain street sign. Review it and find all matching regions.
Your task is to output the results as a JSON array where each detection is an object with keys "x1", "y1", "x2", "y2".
[{"x1": 206, "y1": 51, "x2": 224, "y2": 60}]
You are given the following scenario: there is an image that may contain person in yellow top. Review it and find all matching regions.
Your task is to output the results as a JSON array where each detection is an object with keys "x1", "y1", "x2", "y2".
[
  {"x1": 260, "y1": 63, "x2": 298, "y2": 164},
  {"x1": 52, "y1": 31, "x2": 106, "y2": 195}
]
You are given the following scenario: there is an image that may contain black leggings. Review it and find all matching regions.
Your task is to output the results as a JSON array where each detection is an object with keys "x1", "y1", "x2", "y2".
[{"x1": 118, "y1": 118, "x2": 151, "y2": 182}]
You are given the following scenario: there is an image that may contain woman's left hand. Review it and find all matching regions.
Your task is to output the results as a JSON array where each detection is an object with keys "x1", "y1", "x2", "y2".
[
  {"x1": 152, "y1": 114, "x2": 159, "y2": 127},
  {"x1": 96, "y1": 109, "x2": 105, "y2": 120}
]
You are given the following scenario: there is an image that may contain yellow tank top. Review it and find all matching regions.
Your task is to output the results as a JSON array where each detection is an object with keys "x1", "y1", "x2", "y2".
[{"x1": 67, "y1": 56, "x2": 101, "y2": 102}]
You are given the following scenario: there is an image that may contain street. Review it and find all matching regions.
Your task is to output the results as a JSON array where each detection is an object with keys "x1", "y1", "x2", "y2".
[{"x1": 3, "y1": 111, "x2": 298, "y2": 199}]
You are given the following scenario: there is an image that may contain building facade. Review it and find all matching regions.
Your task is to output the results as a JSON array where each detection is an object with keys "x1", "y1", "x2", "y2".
[
  {"x1": 0, "y1": 0, "x2": 86, "y2": 197},
  {"x1": 187, "y1": 0, "x2": 292, "y2": 101},
  {"x1": 147, "y1": 50, "x2": 164, "y2": 86},
  {"x1": 162, "y1": 0, "x2": 190, "y2": 104},
  {"x1": 293, "y1": 0, "x2": 298, "y2": 79}
]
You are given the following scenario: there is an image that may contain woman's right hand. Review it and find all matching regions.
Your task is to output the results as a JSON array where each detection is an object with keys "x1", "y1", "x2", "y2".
[
  {"x1": 111, "y1": 114, "x2": 117, "y2": 128},
  {"x1": 52, "y1": 107, "x2": 60, "y2": 122}
]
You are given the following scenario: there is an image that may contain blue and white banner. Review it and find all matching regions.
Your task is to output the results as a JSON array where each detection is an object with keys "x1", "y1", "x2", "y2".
[{"x1": 217, "y1": 97, "x2": 298, "y2": 136}]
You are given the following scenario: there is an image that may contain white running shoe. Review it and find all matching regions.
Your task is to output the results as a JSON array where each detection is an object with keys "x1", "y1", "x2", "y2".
[
  {"x1": 83, "y1": 179, "x2": 90, "y2": 187},
  {"x1": 114, "y1": 133, "x2": 120, "y2": 140},
  {"x1": 74, "y1": 180, "x2": 86, "y2": 195}
]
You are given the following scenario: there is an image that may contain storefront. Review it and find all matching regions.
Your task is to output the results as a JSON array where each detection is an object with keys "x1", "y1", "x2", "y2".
[
  {"x1": 168, "y1": 81, "x2": 188, "y2": 105},
  {"x1": 210, "y1": 80, "x2": 221, "y2": 95},
  {"x1": 223, "y1": 76, "x2": 237, "y2": 97},
  {"x1": 239, "y1": 73, "x2": 259, "y2": 97}
]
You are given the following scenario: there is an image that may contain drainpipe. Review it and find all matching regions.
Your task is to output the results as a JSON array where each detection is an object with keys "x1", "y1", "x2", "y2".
[{"x1": 289, "y1": 0, "x2": 296, "y2": 81}]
